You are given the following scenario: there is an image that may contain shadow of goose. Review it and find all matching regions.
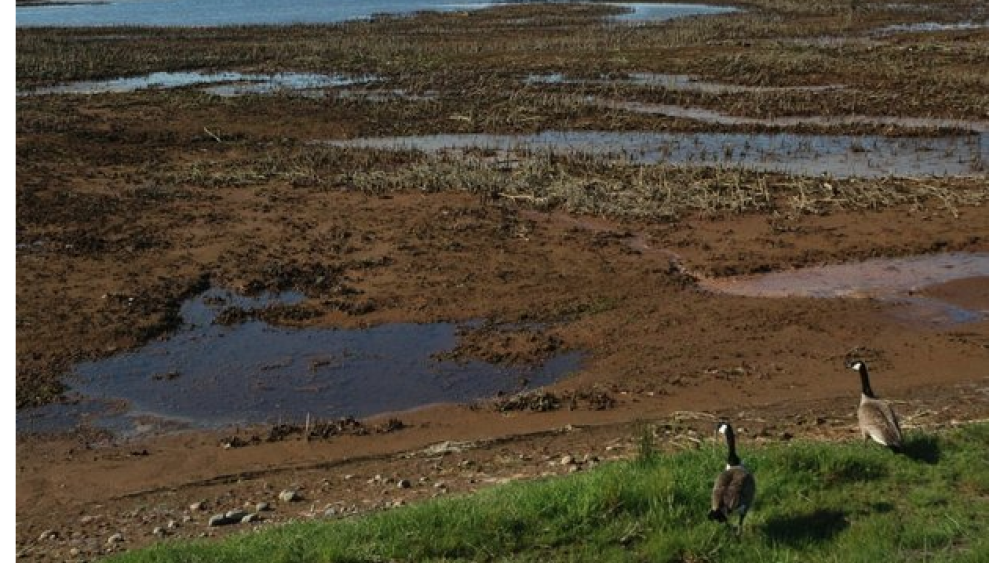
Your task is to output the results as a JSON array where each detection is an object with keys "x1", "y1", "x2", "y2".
[{"x1": 763, "y1": 509, "x2": 849, "y2": 546}]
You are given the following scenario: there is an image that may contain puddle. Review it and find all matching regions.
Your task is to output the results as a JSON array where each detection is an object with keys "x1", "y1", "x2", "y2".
[
  {"x1": 604, "y1": 3, "x2": 738, "y2": 23},
  {"x1": 16, "y1": 0, "x2": 737, "y2": 27},
  {"x1": 591, "y1": 99, "x2": 989, "y2": 134},
  {"x1": 326, "y1": 130, "x2": 987, "y2": 178},
  {"x1": 20, "y1": 71, "x2": 378, "y2": 96},
  {"x1": 874, "y1": 21, "x2": 988, "y2": 35},
  {"x1": 700, "y1": 252, "x2": 988, "y2": 325},
  {"x1": 16, "y1": 288, "x2": 581, "y2": 437},
  {"x1": 538, "y1": 212, "x2": 987, "y2": 328},
  {"x1": 526, "y1": 72, "x2": 842, "y2": 94}
]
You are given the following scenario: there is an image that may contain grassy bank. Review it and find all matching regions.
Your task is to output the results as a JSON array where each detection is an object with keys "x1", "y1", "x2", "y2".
[{"x1": 111, "y1": 423, "x2": 987, "y2": 562}]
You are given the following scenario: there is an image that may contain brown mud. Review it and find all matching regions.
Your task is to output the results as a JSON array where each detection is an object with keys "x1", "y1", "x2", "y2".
[{"x1": 15, "y1": 0, "x2": 988, "y2": 560}]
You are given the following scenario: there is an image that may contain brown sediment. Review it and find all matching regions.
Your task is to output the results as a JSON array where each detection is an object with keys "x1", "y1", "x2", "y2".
[{"x1": 14, "y1": 0, "x2": 988, "y2": 560}]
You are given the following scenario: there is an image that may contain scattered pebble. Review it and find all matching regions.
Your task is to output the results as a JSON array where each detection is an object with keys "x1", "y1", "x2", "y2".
[
  {"x1": 241, "y1": 513, "x2": 260, "y2": 524},
  {"x1": 207, "y1": 514, "x2": 233, "y2": 527},
  {"x1": 37, "y1": 530, "x2": 57, "y2": 542},
  {"x1": 560, "y1": 455, "x2": 576, "y2": 466},
  {"x1": 189, "y1": 501, "x2": 206, "y2": 512},
  {"x1": 397, "y1": 479, "x2": 411, "y2": 489},
  {"x1": 106, "y1": 533, "x2": 123, "y2": 545},
  {"x1": 279, "y1": 489, "x2": 301, "y2": 502},
  {"x1": 225, "y1": 509, "x2": 247, "y2": 521},
  {"x1": 256, "y1": 502, "x2": 271, "y2": 512}
]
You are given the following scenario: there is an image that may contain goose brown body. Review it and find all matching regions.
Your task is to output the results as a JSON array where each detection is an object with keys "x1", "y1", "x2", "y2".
[
  {"x1": 708, "y1": 422, "x2": 755, "y2": 533},
  {"x1": 849, "y1": 360, "x2": 903, "y2": 452}
]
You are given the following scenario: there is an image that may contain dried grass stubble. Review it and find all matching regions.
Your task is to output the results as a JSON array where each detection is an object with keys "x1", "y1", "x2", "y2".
[{"x1": 340, "y1": 153, "x2": 987, "y2": 220}]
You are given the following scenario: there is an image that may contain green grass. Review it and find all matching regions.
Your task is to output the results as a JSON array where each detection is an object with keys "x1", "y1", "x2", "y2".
[{"x1": 110, "y1": 423, "x2": 987, "y2": 562}]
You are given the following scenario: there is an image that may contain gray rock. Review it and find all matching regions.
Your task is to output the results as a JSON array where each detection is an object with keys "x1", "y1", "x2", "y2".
[
  {"x1": 106, "y1": 533, "x2": 124, "y2": 545},
  {"x1": 560, "y1": 455, "x2": 576, "y2": 466},
  {"x1": 37, "y1": 530, "x2": 57, "y2": 541},
  {"x1": 224, "y1": 510, "x2": 247, "y2": 521},
  {"x1": 240, "y1": 513, "x2": 260, "y2": 524},
  {"x1": 278, "y1": 489, "x2": 301, "y2": 502},
  {"x1": 207, "y1": 514, "x2": 234, "y2": 527},
  {"x1": 256, "y1": 502, "x2": 271, "y2": 512},
  {"x1": 189, "y1": 501, "x2": 206, "y2": 512},
  {"x1": 397, "y1": 479, "x2": 411, "y2": 489},
  {"x1": 152, "y1": 527, "x2": 166, "y2": 537}
]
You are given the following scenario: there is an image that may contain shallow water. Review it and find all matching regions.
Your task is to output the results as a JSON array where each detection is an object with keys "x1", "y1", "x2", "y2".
[
  {"x1": 526, "y1": 72, "x2": 842, "y2": 94},
  {"x1": 700, "y1": 252, "x2": 988, "y2": 325},
  {"x1": 700, "y1": 252, "x2": 988, "y2": 299},
  {"x1": 20, "y1": 71, "x2": 377, "y2": 97},
  {"x1": 16, "y1": 0, "x2": 736, "y2": 27},
  {"x1": 327, "y1": 130, "x2": 988, "y2": 178},
  {"x1": 593, "y1": 99, "x2": 989, "y2": 134},
  {"x1": 16, "y1": 288, "x2": 581, "y2": 436},
  {"x1": 874, "y1": 21, "x2": 988, "y2": 35}
]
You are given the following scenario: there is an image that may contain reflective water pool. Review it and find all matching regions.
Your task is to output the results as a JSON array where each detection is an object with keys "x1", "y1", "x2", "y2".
[
  {"x1": 327, "y1": 129, "x2": 987, "y2": 178},
  {"x1": 16, "y1": 0, "x2": 737, "y2": 27},
  {"x1": 20, "y1": 71, "x2": 378, "y2": 96},
  {"x1": 16, "y1": 288, "x2": 581, "y2": 436}
]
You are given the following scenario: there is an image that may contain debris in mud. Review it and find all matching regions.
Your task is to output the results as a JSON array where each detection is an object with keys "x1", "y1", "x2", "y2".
[
  {"x1": 214, "y1": 303, "x2": 322, "y2": 325},
  {"x1": 242, "y1": 261, "x2": 348, "y2": 295},
  {"x1": 482, "y1": 388, "x2": 616, "y2": 413},
  {"x1": 491, "y1": 391, "x2": 563, "y2": 413},
  {"x1": 434, "y1": 321, "x2": 566, "y2": 366},
  {"x1": 250, "y1": 416, "x2": 406, "y2": 444},
  {"x1": 568, "y1": 389, "x2": 616, "y2": 411}
]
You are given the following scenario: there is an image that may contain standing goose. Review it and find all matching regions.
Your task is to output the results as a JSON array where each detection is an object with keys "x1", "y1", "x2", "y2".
[
  {"x1": 847, "y1": 360, "x2": 903, "y2": 452},
  {"x1": 708, "y1": 422, "x2": 756, "y2": 535}
]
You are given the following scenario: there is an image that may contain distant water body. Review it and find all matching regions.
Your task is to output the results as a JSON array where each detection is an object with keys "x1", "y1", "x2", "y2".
[{"x1": 16, "y1": 0, "x2": 737, "y2": 28}]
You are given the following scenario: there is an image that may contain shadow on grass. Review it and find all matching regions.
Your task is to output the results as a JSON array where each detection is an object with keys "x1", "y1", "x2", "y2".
[
  {"x1": 900, "y1": 434, "x2": 941, "y2": 464},
  {"x1": 763, "y1": 509, "x2": 848, "y2": 547}
]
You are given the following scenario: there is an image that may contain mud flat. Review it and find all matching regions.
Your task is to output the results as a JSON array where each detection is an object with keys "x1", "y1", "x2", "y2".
[{"x1": 15, "y1": 0, "x2": 988, "y2": 560}]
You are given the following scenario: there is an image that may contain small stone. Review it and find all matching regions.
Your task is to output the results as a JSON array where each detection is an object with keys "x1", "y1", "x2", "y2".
[
  {"x1": 560, "y1": 455, "x2": 576, "y2": 466},
  {"x1": 240, "y1": 513, "x2": 260, "y2": 524},
  {"x1": 38, "y1": 530, "x2": 57, "y2": 541},
  {"x1": 69, "y1": 548, "x2": 80, "y2": 557},
  {"x1": 189, "y1": 501, "x2": 206, "y2": 512},
  {"x1": 166, "y1": 520, "x2": 178, "y2": 530},
  {"x1": 107, "y1": 533, "x2": 124, "y2": 545},
  {"x1": 182, "y1": 515, "x2": 193, "y2": 523},
  {"x1": 433, "y1": 481, "x2": 447, "y2": 489},
  {"x1": 255, "y1": 502, "x2": 271, "y2": 512},
  {"x1": 152, "y1": 527, "x2": 166, "y2": 537},
  {"x1": 207, "y1": 514, "x2": 233, "y2": 527},
  {"x1": 225, "y1": 510, "x2": 247, "y2": 521},
  {"x1": 397, "y1": 479, "x2": 411, "y2": 489},
  {"x1": 278, "y1": 489, "x2": 301, "y2": 502}
]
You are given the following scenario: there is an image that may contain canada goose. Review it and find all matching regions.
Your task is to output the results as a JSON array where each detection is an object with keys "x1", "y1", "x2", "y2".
[
  {"x1": 847, "y1": 360, "x2": 903, "y2": 452},
  {"x1": 708, "y1": 422, "x2": 756, "y2": 534}
]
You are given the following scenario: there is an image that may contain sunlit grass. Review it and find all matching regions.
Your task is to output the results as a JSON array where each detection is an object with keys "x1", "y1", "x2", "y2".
[{"x1": 111, "y1": 423, "x2": 987, "y2": 563}]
